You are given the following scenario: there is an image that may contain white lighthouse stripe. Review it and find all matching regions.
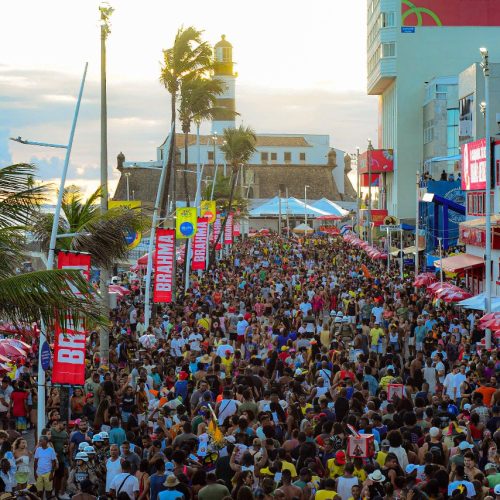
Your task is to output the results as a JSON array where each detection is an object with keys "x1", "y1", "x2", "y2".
[{"x1": 214, "y1": 75, "x2": 235, "y2": 99}]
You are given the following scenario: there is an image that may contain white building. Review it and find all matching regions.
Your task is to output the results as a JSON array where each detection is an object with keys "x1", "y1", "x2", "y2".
[{"x1": 367, "y1": 0, "x2": 500, "y2": 219}]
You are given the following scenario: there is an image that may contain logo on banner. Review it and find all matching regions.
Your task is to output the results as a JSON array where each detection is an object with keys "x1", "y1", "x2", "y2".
[
  {"x1": 192, "y1": 218, "x2": 208, "y2": 271},
  {"x1": 176, "y1": 207, "x2": 197, "y2": 239},
  {"x1": 200, "y1": 201, "x2": 216, "y2": 224},
  {"x1": 224, "y1": 213, "x2": 234, "y2": 245},
  {"x1": 234, "y1": 221, "x2": 241, "y2": 237},
  {"x1": 154, "y1": 229, "x2": 175, "y2": 303},
  {"x1": 52, "y1": 252, "x2": 90, "y2": 386},
  {"x1": 212, "y1": 212, "x2": 222, "y2": 250}
]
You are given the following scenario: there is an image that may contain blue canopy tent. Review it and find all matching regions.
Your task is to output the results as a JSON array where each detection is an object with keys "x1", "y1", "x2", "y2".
[{"x1": 249, "y1": 197, "x2": 329, "y2": 217}]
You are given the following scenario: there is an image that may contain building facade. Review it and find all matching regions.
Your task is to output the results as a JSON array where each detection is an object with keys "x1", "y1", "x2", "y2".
[{"x1": 367, "y1": 0, "x2": 500, "y2": 219}]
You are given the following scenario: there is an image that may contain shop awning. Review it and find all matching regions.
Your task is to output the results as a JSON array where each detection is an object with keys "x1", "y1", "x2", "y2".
[{"x1": 434, "y1": 253, "x2": 484, "y2": 273}]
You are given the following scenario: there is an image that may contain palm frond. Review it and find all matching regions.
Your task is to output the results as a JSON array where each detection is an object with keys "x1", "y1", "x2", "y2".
[
  {"x1": 0, "y1": 269, "x2": 103, "y2": 328},
  {"x1": 31, "y1": 212, "x2": 70, "y2": 253},
  {"x1": 70, "y1": 208, "x2": 148, "y2": 268},
  {"x1": 220, "y1": 125, "x2": 257, "y2": 166},
  {"x1": 0, "y1": 227, "x2": 25, "y2": 279},
  {"x1": 0, "y1": 164, "x2": 48, "y2": 229}
]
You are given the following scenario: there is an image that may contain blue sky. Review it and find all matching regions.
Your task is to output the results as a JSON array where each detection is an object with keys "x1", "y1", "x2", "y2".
[{"x1": 0, "y1": 0, "x2": 377, "y2": 197}]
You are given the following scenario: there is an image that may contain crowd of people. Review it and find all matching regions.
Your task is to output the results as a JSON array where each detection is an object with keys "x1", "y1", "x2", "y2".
[{"x1": 0, "y1": 233, "x2": 498, "y2": 500}]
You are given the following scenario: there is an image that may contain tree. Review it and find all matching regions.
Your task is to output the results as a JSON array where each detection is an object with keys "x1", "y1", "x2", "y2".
[
  {"x1": 33, "y1": 186, "x2": 147, "y2": 269},
  {"x1": 178, "y1": 76, "x2": 226, "y2": 206},
  {"x1": 0, "y1": 164, "x2": 101, "y2": 327},
  {"x1": 159, "y1": 26, "x2": 212, "y2": 217},
  {"x1": 202, "y1": 175, "x2": 248, "y2": 215},
  {"x1": 210, "y1": 125, "x2": 256, "y2": 264}
]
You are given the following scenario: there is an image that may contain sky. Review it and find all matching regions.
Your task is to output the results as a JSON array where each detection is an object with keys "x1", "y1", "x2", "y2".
[{"x1": 0, "y1": 0, "x2": 378, "y2": 198}]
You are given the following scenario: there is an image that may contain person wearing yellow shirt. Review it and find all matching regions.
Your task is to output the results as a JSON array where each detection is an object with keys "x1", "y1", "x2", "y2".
[
  {"x1": 197, "y1": 315, "x2": 210, "y2": 331},
  {"x1": 326, "y1": 450, "x2": 346, "y2": 479},
  {"x1": 260, "y1": 460, "x2": 297, "y2": 479},
  {"x1": 221, "y1": 350, "x2": 234, "y2": 376},
  {"x1": 315, "y1": 479, "x2": 339, "y2": 500},
  {"x1": 375, "y1": 439, "x2": 390, "y2": 467},
  {"x1": 378, "y1": 367, "x2": 395, "y2": 390},
  {"x1": 351, "y1": 458, "x2": 367, "y2": 482},
  {"x1": 369, "y1": 322, "x2": 385, "y2": 354}
]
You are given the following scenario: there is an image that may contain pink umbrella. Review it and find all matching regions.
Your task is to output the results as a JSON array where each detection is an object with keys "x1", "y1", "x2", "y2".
[
  {"x1": 442, "y1": 290, "x2": 473, "y2": 303},
  {"x1": 0, "y1": 341, "x2": 26, "y2": 359},
  {"x1": 109, "y1": 285, "x2": 131, "y2": 295},
  {"x1": 479, "y1": 312, "x2": 500, "y2": 324},
  {"x1": 2, "y1": 339, "x2": 31, "y2": 351},
  {"x1": 480, "y1": 317, "x2": 500, "y2": 331},
  {"x1": 413, "y1": 272, "x2": 438, "y2": 287}
]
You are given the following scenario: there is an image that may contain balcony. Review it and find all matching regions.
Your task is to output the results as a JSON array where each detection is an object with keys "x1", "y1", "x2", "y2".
[{"x1": 368, "y1": 57, "x2": 396, "y2": 95}]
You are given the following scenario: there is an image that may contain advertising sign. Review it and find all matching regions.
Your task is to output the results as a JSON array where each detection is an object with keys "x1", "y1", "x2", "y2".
[
  {"x1": 200, "y1": 201, "x2": 216, "y2": 224},
  {"x1": 192, "y1": 218, "x2": 208, "y2": 271},
  {"x1": 153, "y1": 229, "x2": 175, "y2": 303},
  {"x1": 402, "y1": 0, "x2": 500, "y2": 27},
  {"x1": 52, "y1": 252, "x2": 90, "y2": 386},
  {"x1": 176, "y1": 207, "x2": 197, "y2": 239},
  {"x1": 212, "y1": 213, "x2": 222, "y2": 250},
  {"x1": 234, "y1": 221, "x2": 241, "y2": 237},
  {"x1": 358, "y1": 149, "x2": 394, "y2": 174},
  {"x1": 224, "y1": 213, "x2": 233, "y2": 245},
  {"x1": 40, "y1": 341, "x2": 51, "y2": 371},
  {"x1": 461, "y1": 138, "x2": 487, "y2": 190},
  {"x1": 108, "y1": 200, "x2": 142, "y2": 249}
]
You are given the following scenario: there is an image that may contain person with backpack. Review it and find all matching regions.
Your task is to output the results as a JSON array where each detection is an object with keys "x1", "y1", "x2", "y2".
[{"x1": 109, "y1": 460, "x2": 139, "y2": 499}]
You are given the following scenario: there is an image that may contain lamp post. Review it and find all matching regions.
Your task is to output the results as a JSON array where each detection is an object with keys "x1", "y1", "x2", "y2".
[
  {"x1": 367, "y1": 139, "x2": 374, "y2": 245},
  {"x1": 437, "y1": 237, "x2": 444, "y2": 285},
  {"x1": 415, "y1": 171, "x2": 420, "y2": 288},
  {"x1": 99, "y1": 2, "x2": 113, "y2": 368},
  {"x1": 356, "y1": 147, "x2": 360, "y2": 237},
  {"x1": 124, "y1": 172, "x2": 131, "y2": 201},
  {"x1": 10, "y1": 63, "x2": 88, "y2": 437},
  {"x1": 304, "y1": 185, "x2": 310, "y2": 231}
]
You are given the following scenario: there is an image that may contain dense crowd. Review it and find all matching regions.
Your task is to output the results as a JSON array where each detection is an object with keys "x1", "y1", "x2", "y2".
[{"x1": 0, "y1": 234, "x2": 499, "y2": 500}]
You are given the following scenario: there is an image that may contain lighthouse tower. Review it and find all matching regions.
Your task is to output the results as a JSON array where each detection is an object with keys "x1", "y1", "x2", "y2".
[{"x1": 212, "y1": 35, "x2": 236, "y2": 134}]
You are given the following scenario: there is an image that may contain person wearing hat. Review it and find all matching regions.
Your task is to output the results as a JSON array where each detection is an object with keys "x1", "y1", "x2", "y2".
[
  {"x1": 363, "y1": 469, "x2": 385, "y2": 499},
  {"x1": 67, "y1": 452, "x2": 98, "y2": 496},
  {"x1": 449, "y1": 440, "x2": 474, "y2": 467},
  {"x1": 327, "y1": 450, "x2": 346, "y2": 479},
  {"x1": 485, "y1": 463, "x2": 500, "y2": 489},
  {"x1": 448, "y1": 464, "x2": 475, "y2": 498}
]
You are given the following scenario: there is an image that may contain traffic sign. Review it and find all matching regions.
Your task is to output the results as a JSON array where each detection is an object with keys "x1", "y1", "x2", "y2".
[{"x1": 380, "y1": 224, "x2": 402, "y2": 231}]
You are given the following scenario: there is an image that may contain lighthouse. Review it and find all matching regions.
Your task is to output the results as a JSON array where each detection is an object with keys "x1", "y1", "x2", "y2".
[{"x1": 212, "y1": 35, "x2": 236, "y2": 134}]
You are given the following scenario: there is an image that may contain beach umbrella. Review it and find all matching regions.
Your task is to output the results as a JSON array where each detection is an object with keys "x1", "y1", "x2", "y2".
[{"x1": 0, "y1": 341, "x2": 26, "y2": 359}]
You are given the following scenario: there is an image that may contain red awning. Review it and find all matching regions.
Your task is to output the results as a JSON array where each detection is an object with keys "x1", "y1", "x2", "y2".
[{"x1": 434, "y1": 253, "x2": 484, "y2": 273}]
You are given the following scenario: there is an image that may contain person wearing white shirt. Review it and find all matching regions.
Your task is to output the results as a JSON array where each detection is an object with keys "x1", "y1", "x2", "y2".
[
  {"x1": 443, "y1": 368, "x2": 458, "y2": 400},
  {"x1": 188, "y1": 331, "x2": 203, "y2": 352},
  {"x1": 170, "y1": 334, "x2": 185, "y2": 357},
  {"x1": 109, "y1": 459, "x2": 139, "y2": 499},
  {"x1": 371, "y1": 306, "x2": 384, "y2": 324},
  {"x1": 105, "y1": 444, "x2": 123, "y2": 493},
  {"x1": 453, "y1": 366, "x2": 467, "y2": 400},
  {"x1": 216, "y1": 342, "x2": 234, "y2": 357}
]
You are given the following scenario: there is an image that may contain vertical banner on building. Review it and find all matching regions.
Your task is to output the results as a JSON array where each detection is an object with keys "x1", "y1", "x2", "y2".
[
  {"x1": 175, "y1": 207, "x2": 197, "y2": 239},
  {"x1": 52, "y1": 252, "x2": 91, "y2": 385},
  {"x1": 212, "y1": 212, "x2": 222, "y2": 250},
  {"x1": 234, "y1": 221, "x2": 241, "y2": 237},
  {"x1": 192, "y1": 218, "x2": 208, "y2": 271},
  {"x1": 200, "y1": 200, "x2": 216, "y2": 224},
  {"x1": 224, "y1": 213, "x2": 234, "y2": 245},
  {"x1": 153, "y1": 229, "x2": 175, "y2": 303}
]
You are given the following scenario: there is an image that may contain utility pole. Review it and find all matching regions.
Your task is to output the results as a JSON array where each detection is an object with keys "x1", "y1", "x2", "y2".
[
  {"x1": 438, "y1": 237, "x2": 444, "y2": 285},
  {"x1": 356, "y1": 147, "x2": 360, "y2": 237},
  {"x1": 99, "y1": 2, "x2": 113, "y2": 367},
  {"x1": 278, "y1": 190, "x2": 282, "y2": 235},
  {"x1": 415, "y1": 171, "x2": 420, "y2": 289},
  {"x1": 367, "y1": 139, "x2": 374, "y2": 245}
]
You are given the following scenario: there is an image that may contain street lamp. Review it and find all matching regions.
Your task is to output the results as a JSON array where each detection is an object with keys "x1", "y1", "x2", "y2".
[
  {"x1": 304, "y1": 185, "x2": 310, "y2": 230},
  {"x1": 480, "y1": 47, "x2": 493, "y2": 349},
  {"x1": 124, "y1": 171, "x2": 131, "y2": 201},
  {"x1": 367, "y1": 139, "x2": 374, "y2": 245},
  {"x1": 10, "y1": 63, "x2": 88, "y2": 438}
]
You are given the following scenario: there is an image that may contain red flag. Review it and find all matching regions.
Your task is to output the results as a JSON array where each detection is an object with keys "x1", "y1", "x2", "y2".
[
  {"x1": 52, "y1": 252, "x2": 90, "y2": 385},
  {"x1": 361, "y1": 264, "x2": 372, "y2": 279},
  {"x1": 153, "y1": 229, "x2": 175, "y2": 303},
  {"x1": 192, "y1": 218, "x2": 208, "y2": 271},
  {"x1": 234, "y1": 221, "x2": 241, "y2": 237},
  {"x1": 224, "y1": 213, "x2": 233, "y2": 245},
  {"x1": 212, "y1": 212, "x2": 222, "y2": 250}
]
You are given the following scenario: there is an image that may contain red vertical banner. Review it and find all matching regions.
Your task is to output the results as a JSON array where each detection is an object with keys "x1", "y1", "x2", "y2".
[
  {"x1": 224, "y1": 213, "x2": 233, "y2": 245},
  {"x1": 212, "y1": 212, "x2": 222, "y2": 250},
  {"x1": 234, "y1": 221, "x2": 241, "y2": 237},
  {"x1": 154, "y1": 229, "x2": 175, "y2": 303},
  {"x1": 192, "y1": 218, "x2": 208, "y2": 271},
  {"x1": 52, "y1": 252, "x2": 91, "y2": 385}
]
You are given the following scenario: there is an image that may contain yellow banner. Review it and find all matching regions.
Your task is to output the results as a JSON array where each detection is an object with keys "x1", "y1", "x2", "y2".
[
  {"x1": 109, "y1": 200, "x2": 142, "y2": 210},
  {"x1": 200, "y1": 200, "x2": 216, "y2": 224},
  {"x1": 176, "y1": 207, "x2": 198, "y2": 239},
  {"x1": 108, "y1": 200, "x2": 142, "y2": 249}
]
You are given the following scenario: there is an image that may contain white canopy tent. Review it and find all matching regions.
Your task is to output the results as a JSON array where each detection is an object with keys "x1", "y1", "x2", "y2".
[
  {"x1": 457, "y1": 293, "x2": 500, "y2": 312},
  {"x1": 249, "y1": 197, "x2": 330, "y2": 217}
]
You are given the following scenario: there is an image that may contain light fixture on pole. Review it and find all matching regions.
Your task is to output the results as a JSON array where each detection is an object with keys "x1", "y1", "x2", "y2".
[
  {"x1": 415, "y1": 171, "x2": 420, "y2": 289},
  {"x1": 124, "y1": 171, "x2": 131, "y2": 201},
  {"x1": 304, "y1": 185, "x2": 310, "y2": 231},
  {"x1": 437, "y1": 237, "x2": 444, "y2": 285},
  {"x1": 10, "y1": 63, "x2": 88, "y2": 437}
]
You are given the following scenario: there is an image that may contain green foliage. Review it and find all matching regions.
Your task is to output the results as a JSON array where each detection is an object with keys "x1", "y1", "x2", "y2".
[
  {"x1": 33, "y1": 186, "x2": 148, "y2": 268},
  {"x1": 220, "y1": 125, "x2": 257, "y2": 169}
]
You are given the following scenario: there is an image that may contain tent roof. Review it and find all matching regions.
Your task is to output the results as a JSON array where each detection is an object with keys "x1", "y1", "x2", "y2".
[
  {"x1": 249, "y1": 197, "x2": 329, "y2": 217},
  {"x1": 310, "y1": 198, "x2": 349, "y2": 217},
  {"x1": 457, "y1": 292, "x2": 500, "y2": 312}
]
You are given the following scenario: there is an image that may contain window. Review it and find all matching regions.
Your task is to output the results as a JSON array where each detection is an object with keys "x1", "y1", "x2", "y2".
[
  {"x1": 300, "y1": 152, "x2": 306, "y2": 161},
  {"x1": 261, "y1": 152, "x2": 269, "y2": 162},
  {"x1": 381, "y1": 11, "x2": 395, "y2": 27},
  {"x1": 436, "y1": 84, "x2": 447, "y2": 100},
  {"x1": 271, "y1": 152, "x2": 277, "y2": 161},
  {"x1": 447, "y1": 108, "x2": 459, "y2": 156},
  {"x1": 423, "y1": 119, "x2": 434, "y2": 144},
  {"x1": 467, "y1": 192, "x2": 485, "y2": 216},
  {"x1": 208, "y1": 151, "x2": 214, "y2": 162},
  {"x1": 284, "y1": 152, "x2": 292, "y2": 162},
  {"x1": 381, "y1": 42, "x2": 395, "y2": 58}
]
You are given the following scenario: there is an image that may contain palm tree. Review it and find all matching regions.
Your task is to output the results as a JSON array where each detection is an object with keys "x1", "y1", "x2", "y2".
[
  {"x1": 210, "y1": 125, "x2": 256, "y2": 264},
  {"x1": 33, "y1": 185, "x2": 147, "y2": 269},
  {"x1": 178, "y1": 76, "x2": 226, "y2": 206},
  {"x1": 159, "y1": 26, "x2": 212, "y2": 216},
  {"x1": 202, "y1": 174, "x2": 248, "y2": 215},
  {"x1": 0, "y1": 164, "x2": 101, "y2": 328}
]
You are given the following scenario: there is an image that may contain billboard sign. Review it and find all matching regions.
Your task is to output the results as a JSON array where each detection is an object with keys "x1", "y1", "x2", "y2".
[
  {"x1": 358, "y1": 149, "x2": 394, "y2": 174},
  {"x1": 402, "y1": 0, "x2": 500, "y2": 27},
  {"x1": 461, "y1": 138, "x2": 487, "y2": 190},
  {"x1": 153, "y1": 229, "x2": 175, "y2": 303}
]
